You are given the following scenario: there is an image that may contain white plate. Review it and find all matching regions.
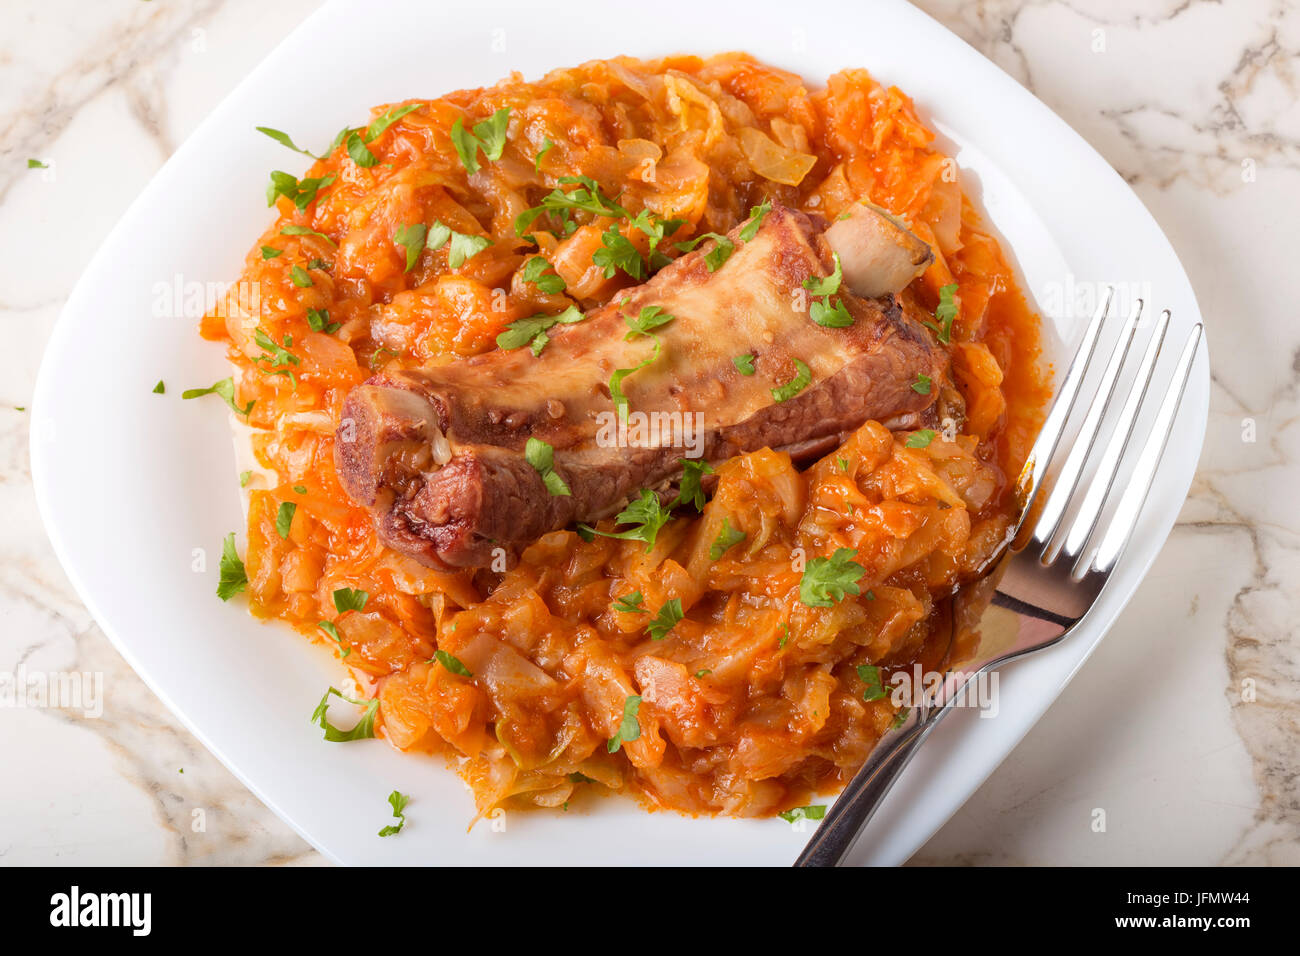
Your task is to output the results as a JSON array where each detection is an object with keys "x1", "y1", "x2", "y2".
[{"x1": 30, "y1": 0, "x2": 1208, "y2": 865}]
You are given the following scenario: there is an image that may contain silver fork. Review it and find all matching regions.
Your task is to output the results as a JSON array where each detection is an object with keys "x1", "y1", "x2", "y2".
[{"x1": 795, "y1": 289, "x2": 1204, "y2": 867}]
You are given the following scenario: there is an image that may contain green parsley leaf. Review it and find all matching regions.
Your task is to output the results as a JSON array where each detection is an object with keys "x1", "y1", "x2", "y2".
[
  {"x1": 290, "y1": 264, "x2": 313, "y2": 287},
  {"x1": 446, "y1": 230, "x2": 493, "y2": 268},
  {"x1": 674, "y1": 458, "x2": 713, "y2": 511},
  {"x1": 496, "y1": 305, "x2": 584, "y2": 354},
  {"x1": 803, "y1": 252, "x2": 844, "y2": 297},
  {"x1": 911, "y1": 373, "x2": 932, "y2": 395},
  {"x1": 708, "y1": 517, "x2": 746, "y2": 561},
  {"x1": 311, "y1": 686, "x2": 379, "y2": 742},
  {"x1": 924, "y1": 283, "x2": 959, "y2": 343},
  {"x1": 623, "y1": 304, "x2": 675, "y2": 339},
  {"x1": 800, "y1": 547, "x2": 866, "y2": 607},
  {"x1": 521, "y1": 255, "x2": 566, "y2": 294},
  {"x1": 905, "y1": 429, "x2": 936, "y2": 449},
  {"x1": 255, "y1": 126, "x2": 323, "y2": 159},
  {"x1": 182, "y1": 378, "x2": 253, "y2": 416},
  {"x1": 306, "y1": 308, "x2": 340, "y2": 333},
  {"x1": 433, "y1": 649, "x2": 473, "y2": 677},
  {"x1": 317, "y1": 620, "x2": 350, "y2": 658},
  {"x1": 606, "y1": 695, "x2": 642, "y2": 753},
  {"x1": 152, "y1": 380, "x2": 165, "y2": 394},
  {"x1": 365, "y1": 104, "x2": 422, "y2": 142},
  {"x1": 608, "y1": 338, "x2": 660, "y2": 420},
  {"x1": 27, "y1": 159, "x2": 48, "y2": 169},
  {"x1": 378, "y1": 790, "x2": 409, "y2": 837},
  {"x1": 525, "y1": 437, "x2": 571, "y2": 497},
  {"x1": 393, "y1": 222, "x2": 427, "y2": 272},
  {"x1": 280, "y1": 223, "x2": 336, "y2": 245},
  {"x1": 676, "y1": 232, "x2": 734, "y2": 271},
  {"x1": 613, "y1": 591, "x2": 647, "y2": 614},
  {"x1": 771, "y1": 359, "x2": 811, "y2": 403},
  {"x1": 568, "y1": 771, "x2": 598, "y2": 784},
  {"x1": 579, "y1": 489, "x2": 672, "y2": 552},
  {"x1": 809, "y1": 296, "x2": 853, "y2": 327},
  {"x1": 261, "y1": 245, "x2": 283, "y2": 259},
  {"x1": 473, "y1": 108, "x2": 511, "y2": 161},
  {"x1": 739, "y1": 200, "x2": 772, "y2": 242},
  {"x1": 534, "y1": 137, "x2": 554, "y2": 172},
  {"x1": 856, "y1": 664, "x2": 888, "y2": 702},
  {"x1": 275, "y1": 500, "x2": 296, "y2": 539},
  {"x1": 733, "y1": 353, "x2": 756, "y2": 375},
  {"x1": 694, "y1": 669, "x2": 712, "y2": 679},
  {"x1": 646, "y1": 598, "x2": 684, "y2": 641},
  {"x1": 449, "y1": 117, "x2": 482, "y2": 174},
  {"x1": 266, "y1": 171, "x2": 335, "y2": 210},
  {"x1": 333, "y1": 587, "x2": 369, "y2": 614},
  {"x1": 238, "y1": 470, "x2": 252, "y2": 487},
  {"x1": 346, "y1": 129, "x2": 377, "y2": 167},
  {"x1": 216, "y1": 533, "x2": 248, "y2": 601},
  {"x1": 593, "y1": 223, "x2": 644, "y2": 279},
  {"x1": 778, "y1": 805, "x2": 827, "y2": 823},
  {"x1": 891, "y1": 707, "x2": 910, "y2": 729}
]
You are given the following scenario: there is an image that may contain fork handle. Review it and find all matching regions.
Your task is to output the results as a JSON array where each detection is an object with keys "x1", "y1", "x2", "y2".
[{"x1": 794, "y1": 715, "x2": 937, "y2": 867}]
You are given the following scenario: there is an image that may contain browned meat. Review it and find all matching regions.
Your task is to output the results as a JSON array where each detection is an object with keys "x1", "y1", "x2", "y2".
[{"x1": 336, "y1": 204, "x2": 943, "y2": 568}]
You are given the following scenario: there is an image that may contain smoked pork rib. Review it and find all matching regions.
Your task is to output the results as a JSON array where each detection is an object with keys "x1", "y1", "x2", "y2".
[{"x1": 336, "y1": 204, "x2": 942, "y2": 568}]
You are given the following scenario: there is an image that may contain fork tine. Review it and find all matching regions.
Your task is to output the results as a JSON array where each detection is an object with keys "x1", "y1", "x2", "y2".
[
  {"x1": 1013, "y1": 287, "x2": 1113, "y2": 541},
  {"x1": 1060, "y1": 309, "x2": 1171, "y2": 561},
  {"x1": 1079, "y1": 322, "x2": 1203, "y2": 578},
  {"x1": 1037, "y1": 297, "x2": 1145, "y2": 557}
]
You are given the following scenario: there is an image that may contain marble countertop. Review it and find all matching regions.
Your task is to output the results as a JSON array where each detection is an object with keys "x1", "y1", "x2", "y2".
[{"x1": 1, "y1": 0, "x2": 1294, "y2": 866}]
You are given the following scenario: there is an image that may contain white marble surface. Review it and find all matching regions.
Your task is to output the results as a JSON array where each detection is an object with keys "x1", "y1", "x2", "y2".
[{"x1": 0, "y1": 0, "x2": 1294, "y2": 866}]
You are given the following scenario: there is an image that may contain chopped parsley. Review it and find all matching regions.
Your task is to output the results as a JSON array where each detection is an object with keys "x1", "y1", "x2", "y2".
[
  {"x1": 739, "y1": 200, "x2": 772, "y2": 242},
  {"x1": 423, "y1": 220, "x2": 493, "y2": 268},
  {"x1": 905, "y1": 429, "x2": 936, "y2": 449},
  {"x1": 496, "y1": 304, "x2": 584, "y2": 355},
  {"x1": 332, "y1": 587, "x2": 369, "y2": 614},
  {"x1": 182, "y1": 378, "x2": 253, "y2": 416},
  {"x1": 608, "y1": 338, "x2": 661, "y2": 420},
  {"x1": 377, "y1": 790, "x2": 409, "y2": 837},
  {"x1": 804, "y1": 253, "x2": 852, "y2": 328},
  {"x1": 923, "y1": 283, "x2": 959, "y2": 343},
  {"x1": 450, "y1": 107, "x2": 511, "y2": 174},
  {"x1": 856, "y1": 664, "x2": 888, "y2": 702},
  {"x1": 27, "y1": 158, "x2": 48, "y2": 169},
  {"x1": 606, "y1": 695, "x2": 642, "y2": 753},
  {"x1": 771, "y1": 359, "x2": 811, "y2": 403},
  {"x1": 593, "y1": 223, "x2": 645, "y2": 279},
  {"x1": 238, "y1": 470, "x2": 252, "y2": 487},
  {"x1": 275, "y1": 500, "x2": 296, "y2": 539},
  {"x1": 266, "y1": 171, "x2": 335, "y2": 210},
  {"x1": 911, "y1": 373, "x2": 933, "y2": 395},
  {"x1": 675, "y1": 232, "x2": 735, "y2": 271},
  {"x1": 255, "y1": 126, "x2": 325, "y2": 159},
  {"x1": 799, "y1": 547, "x2": 866, "y2": 607},
  {"x1": 317, "y1": 620, "x2": 350, "y2": 658},
  {"x1": 694, "y1": 669, "x2": 712, "y2": 679},
  {"x1": 778, "y1": 805, "x2": 827, "y2": 824},
  {"x1": 290, "y1": 264, "x2": 313, "y2": 287},
  {"x1": 709, "y1": 518, "x2": 746, "y2": 560},
  {"x1": 152, "y1": 380, "x2": 165, "y2": 394},
  {"x1": 534, "y1": 137, "x2": 554, "y2": 171},
  {"x1": 433, "y1": 649, "x2": 473, "y2": 677},
  {"x1": 525, "y1": 437, "x2": 571, "y2": 497},
  {"x1": 260, "y1": 246, "x2": 282, "y2": 260},
  {"x1": 673, "y1": 459, "x2": 713, "y2": 511},
  {"x1": 306, "y1": 308, "x2": 340, "y2": 333},
  {"x1": 280, "y1": 224, "x2": 336, "y2": 245},
  {"x1": 365, "y1": 104, "x2": 422, "y2": 142},
  {"x1": 613, "y1": 591, "x2": 647, "y2": 614},
  {"x1": 733, "y1": 353, "x2": 756, "y2": 375},
  {"x1": 393, "y1": 222, "x2": 427, "y2": 272},
  {"x1": 891, "y1": 707, "x2": 910, "y2": 729},
  {"x1": 646, "y1": 598, "x2": 684, "y2": 641},
  {"x1": 623, "y1": 304, "x2": 675, "y2": 339},
  {"x1": 579, "y1": 490, "x2": 673, "y2": 552},
  {"x1": 521, "y1": 256, "x2": 566, "y2": 294},
  {"x1": 216, "y1": 533, "x2": 248, "y2": 601},
  {"x1": 311, "y1": 686, "x2": 379, "y2": 742}
]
